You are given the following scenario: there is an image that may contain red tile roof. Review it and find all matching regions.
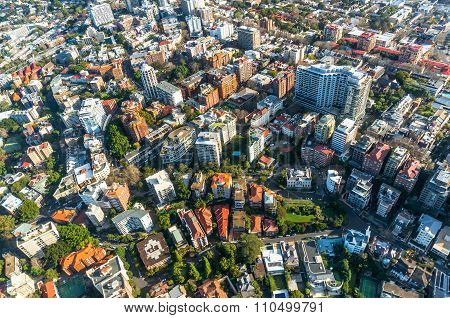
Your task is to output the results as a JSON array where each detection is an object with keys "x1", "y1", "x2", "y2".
[
  {"x1": 194, "y1": 207, "x2": 213, "y2": 235},
  {"x1": 250, "y1": 215, "x2": 262, "y2": 234},
  {"x1": 214, "y1": 205, "x2": 230, "y2": 240},
  {"x1": 366, "y1": 142, "x2": 391, "y2": 163},
  {"x1": 40, "y1": 281, "x2": 57, "y2": 298},
  {"x1": 249, "y1": 183, "x2": 263, "y2": 204}
]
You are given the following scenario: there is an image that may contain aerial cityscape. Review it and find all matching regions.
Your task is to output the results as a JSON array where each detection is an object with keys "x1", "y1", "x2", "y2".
[{"x1": 0, "y1": 0, "x2": 449, "y2": 301}]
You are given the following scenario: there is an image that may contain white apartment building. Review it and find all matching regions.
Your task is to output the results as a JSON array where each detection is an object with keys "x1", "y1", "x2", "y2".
[
  {"x1": 295, "y1": 64, "x2": 372, "y2": 121},
  {"x1": 78, "y1": 98, "x2": 108, "y2": 134},
  {"x1": 257, "y1": 95, "x2": 283, "y2": 117},
  {"x1": 141, "y1": 62, "x2": 158, "y2": 99},
  {"x1": 89, "y1": 3, "x2": 115, "y2": 27},
  {"x1": 326, "y1": 170, "x2": 343, "y2": 194},
  {"x1": 156, "y1": 81, "x2": 184, "y2": 106},
  {"x1": 412, "y1": 214, "x2": 442, "y2": 250},
  {"x1": 145, "y1": 170, "x2": 177, "y2": 206},
  {"x1": 208, "y1": 112, "x2": 237, "y2": 146},
  {"x1": 6, "y1": 272, "x2": 35, "y2": 298},
  {"x1": 186, "y1": 15, "x2": 202, "y2": 37},
  {"x1": 343, "y1": 227, "x2": 371, "y2": 254},
  {"x1": 86, "y1": 203, "x2": 106, "y2": 228},
  {"x1": 331, "y1": 118, "x2": 357, "y2": 154},
  {"x1": 112, "y1": 209, "x2": 153, "y2": 235},
  {"x1": 247, "y1": 108, "x2": 270, "y2": 127},
  {"x1": 195, "y1": 131, "x2": 222, "y2": 167},
  {"x1": 210, "y1": 22, "x2": 234, "y2": 40},
  {"x1": 248, "y1": 127, "x2": 265, "y2": 162},
  {"x1": 286, "y1": 167, "x2": 312, "y2": 189},
  {"x1": 17, "y1": 222, "x2": 60, "y2": 259}
]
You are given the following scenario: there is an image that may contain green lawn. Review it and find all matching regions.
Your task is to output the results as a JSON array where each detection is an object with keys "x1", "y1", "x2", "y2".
[{"x1": 285, "y1": 213, "x2": 315, "y2": 223}]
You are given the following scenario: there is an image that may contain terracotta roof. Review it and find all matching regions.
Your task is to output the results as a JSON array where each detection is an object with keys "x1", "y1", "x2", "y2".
[
  {"x1": 314, "y1": 144, "x2": 334, "y2": 156},
  {"x1": 249, "y1": 183, "x2": 263, "y2": 204},
  {"x1": 214, "y1": 205, "x2": 230, "y2": 240},
  {"x1": 399, "y1": 159, "x2": 421, "y2": 179},
  {"x1": 197, "y1": 279, "x2": 227, "y2": 298},
  {"x1": 194, "y1": 207, "x2": 213, "y2": 235},
  {"x1": 263, "y1": 218, "x2": 278, "y2": 234},
  {"x1": 40, "y1": 281, "x2": 57, "y2": 298},
  {"x1": 180, "y1": 210, "x2": 206, "y2": 240},
  {"x1": 60, "y1": 243, "x2": 107, "y2": 275},
  {"x1": 366, "y1": 142, "x2": 390, "y2": 163},
  {"x1": 51, "y1": 209, "x2": 77, "y2": 223},
  {"x1": 211, "y1": 173, "x2": 232, "y2": 189},
  {"x1": 250, "y1": 215, "x2": 262, "y2": 234}
]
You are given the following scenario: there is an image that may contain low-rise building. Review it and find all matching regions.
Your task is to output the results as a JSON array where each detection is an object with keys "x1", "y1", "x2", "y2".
[
  {"x1": 286, "y1": 167, "x2": 312, "y2": 189},
  {"x1": 136, "y1": 233, "x2": 171, "y2": 271},
  {"x1": 111, "y1": 209, "x2": 153, "y2": 235},
  {"x1": 211, "y1": 173, "x2": 232, "y2": 199},
  {"x1": 214, "y1": 204, "x2": 230, "y2": 241},
  {"x1": 16, "y1": 222, "x2": 59, "y2": 259},
  {"x1": 60, "y1": 244, "x2": 107, "y2": 276},
  {"x1": 177, "y1": 209, "x2": 209, "y2": 249}
]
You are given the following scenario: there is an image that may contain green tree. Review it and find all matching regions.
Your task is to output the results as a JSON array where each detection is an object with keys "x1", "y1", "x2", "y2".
[
  {"x1": 201, "y1": 256, "x2": 212, "y2": 278},
  {"x1": 45, "y1": 268, "x2": 59, "y2": 281},
  {"x1": 0, "y1": 215, "x2": 15, "y2": 237},
  {"x1": 157, "y1": 213, "x2": 171, "y2": 230},
  {"x1": 290, "y1": 290, "x2": 304, "y2": 298},
  {"x1": 174, "y1": 177, "x2": 190, "y2": 200},
  {"x1": 105, "y1": 123, "x2": 131, "y2": 158},
  {"x1": 267, "y1": 275, "x2": 276, "y2": 292},
  {"x1": 188, "y1": 263, "x2": 201, "y2": 281},
  {"x1": 44, "y1": 242, "x2": 72, "y2": 269},
  {"x1": 172, "y1": 250, "x2": 182, "y2": 263},
  {"x1": 17, "y1": 200, "x2": 40, "y2": 222},
  {"x1": 57, "y1": 223, "x2": 95, "y2": 250},
  {"x1": 238, "y1": 233, "x2": 264, "y2": 264}
]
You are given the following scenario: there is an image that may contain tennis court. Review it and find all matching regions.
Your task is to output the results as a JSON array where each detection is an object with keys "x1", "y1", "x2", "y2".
[{"x1": 359, "y1": 277, "x2": 378, "y2": 298}]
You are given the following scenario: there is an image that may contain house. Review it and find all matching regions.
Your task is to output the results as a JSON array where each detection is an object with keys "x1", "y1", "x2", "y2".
[
  {"x1": 136, "y1": 233, "x2": 171, "y2": 271},
  {"x1": 214, "y1": 204, "x2": 230, "y2": 241},
  {"x1": 38, "y1": 281, "x2": 59, "y2": 298},
  {"x1": 51, "y1": 209, "x2": 77, "y2": 224},
  {"x1": 86, "y1": 255, "x2": 133, "y2": 298},
  {"x1": 281, "y1": 241, "x2": 299, "y2": 268},
  {"x1": 249, "y1": 215, "x2": 262, "y2": 236},
  {"x1": 6, "y1": 272, "x2": 35, "y2": 298},
  {"x1": 190, "y1": 172, "x2": 206, "y2": 198},
  {"x1": 263, "y1": 218, "x2": 278, "y2": 237},
  {"x1": 261, "y1": 243, "x2": 285, "y2": 275},
  {"x1": 258, "y1": 155, "x2": 275, "y2": 169},
  {"x1": 168, "y1": 285, "x2": 187, "y2": 298},
  {"x1": 194, "y1": 207, "x2": 213, "y2": 235},
  {"x1": 60, "y1": 244, "x2": 107, "y2": 276},
  {"x1": 3, "y1": 253, "x2": 20, "y2": 278},
  {"x1": 197, "y1": 279, "x2": 228, "y2": 298},
  {"x1": 232, "y1": 211, "x2": 247, "y2": 240},
  {"x1": 249, "y1": 183, "x2": 263, "y2": 208},
  {"x1": 380, "y1": 281, "x2": 420, "y2": 298}
]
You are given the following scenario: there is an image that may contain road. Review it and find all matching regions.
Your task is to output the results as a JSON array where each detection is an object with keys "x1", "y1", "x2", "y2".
[{"x1": 262, "y1": 230, "x2": 338, "y2": 244}]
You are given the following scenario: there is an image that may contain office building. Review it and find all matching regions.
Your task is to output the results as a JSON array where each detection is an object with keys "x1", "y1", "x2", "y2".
[
  {"x1": 156, "y1": 81, "x2": 184, "y2": 106},
  {"x1": 145, "y1": 170, "x2": 176, "y2": 206},
  {"x1": 295, "y1": 64, "x2": 372, "y2": 121},
  {"x1": 112, "y1": 208, "x2": 153, "y2": 235},
  {"x1": 141, "y1": 62, "x2": 158, "y2": 98},
  {"x1": 195, "y1": 131, "x2": 222, "y2": 167},
  {"x1": 315, "y1": 114, "x2": 336, "y2": 144},
  {"x1": 237, "y1": 26, "x2": 260, "y2": 50},
  {"x1": 78, "y1": 98, "x2": 108, "y2": 134},
  {"x1": 17, "y1": 222, "x2": 59, "y2": 259},
  {"x1": 418, "y1": 163, "x2": 449, "y2": 210},
  {"x1": 376, "y1": 183, "x2": 401, "y2": 218},
  {"x1": 384, "y1": 146, "x2": 410, "y2": 178},
  {"x1": 89, "y1": 3, "x2": 115, "y2": 27},
  {"x1": 160, "y1": 126, "x2": 196, "y2": 165},
  {"x1": 331, "y1": 118, "x2": 357, "y2": 154}
]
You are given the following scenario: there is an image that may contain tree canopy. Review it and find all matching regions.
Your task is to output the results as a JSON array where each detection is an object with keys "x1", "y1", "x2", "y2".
[
  {"x1": 17, "y1": 200, "x2": 40, "y2": 223},
  {"x1": 57, "y1": 223, "x2": 96, "y2": 250},
  {"x1": 105, "y1": 122, "x2": 131, "y2": 158},
  {"x1": 238, "y1": 233, "x2": 264, "y2": 264}
]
